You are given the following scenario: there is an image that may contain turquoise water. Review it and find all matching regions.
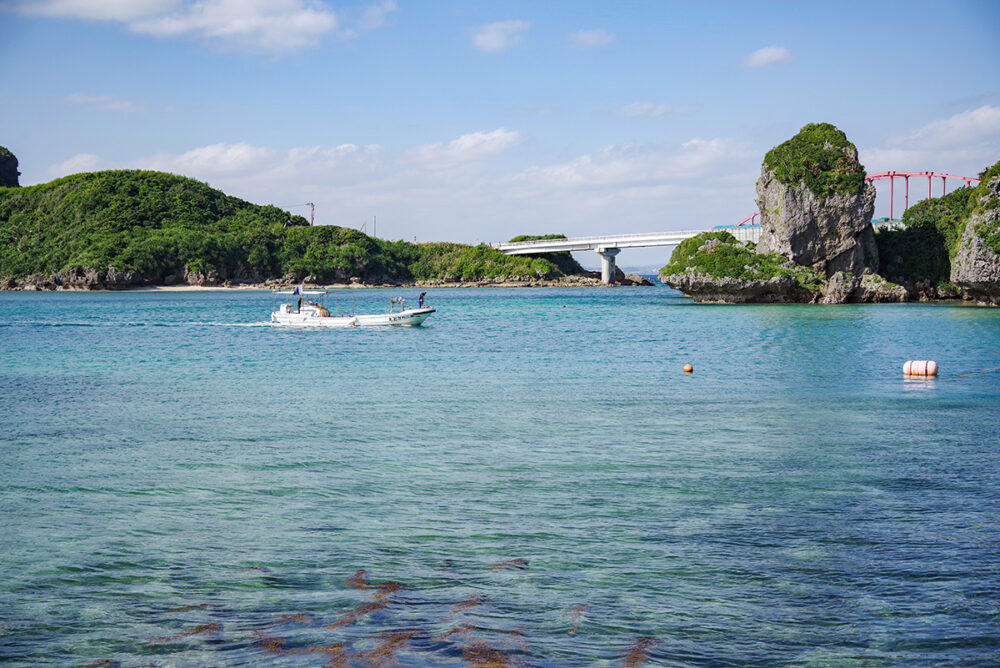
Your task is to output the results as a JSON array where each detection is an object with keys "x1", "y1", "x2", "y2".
[{"x1": 1, "y1": 288, "x2": 999, "y2": 666}]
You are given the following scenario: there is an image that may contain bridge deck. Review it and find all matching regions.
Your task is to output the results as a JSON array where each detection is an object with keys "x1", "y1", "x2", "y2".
[{"x1": 494, "y1": 227, "x2": 761, "y2": 254}]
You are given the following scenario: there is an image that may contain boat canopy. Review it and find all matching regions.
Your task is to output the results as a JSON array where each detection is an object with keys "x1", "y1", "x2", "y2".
[{"x1": 274, "y1": 284, "x2": 327, "y2": 296}]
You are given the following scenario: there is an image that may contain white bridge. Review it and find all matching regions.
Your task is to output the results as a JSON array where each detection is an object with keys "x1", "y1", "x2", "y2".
[{"x1": 494, "y1": 227, "x2": 762, "y2": 283}]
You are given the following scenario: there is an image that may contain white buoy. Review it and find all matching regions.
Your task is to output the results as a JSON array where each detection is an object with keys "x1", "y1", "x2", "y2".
[{"x1": 903, "y1": 360, "x2": 938, "y2": 376}]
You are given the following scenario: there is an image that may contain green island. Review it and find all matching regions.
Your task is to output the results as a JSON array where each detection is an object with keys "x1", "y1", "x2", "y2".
[{"x1": 0, "y1": 169, "x2": 587, "y2": 288}]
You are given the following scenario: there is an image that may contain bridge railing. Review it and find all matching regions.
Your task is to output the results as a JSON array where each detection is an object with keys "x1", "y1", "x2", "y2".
[{"x1": 493, "y1": 230, "x2": 705, "y2": 249}]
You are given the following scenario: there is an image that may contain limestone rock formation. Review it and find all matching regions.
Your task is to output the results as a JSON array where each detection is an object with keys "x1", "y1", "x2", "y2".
[
  {"x1": 659, "y1": 124, "x2": 912, "y2": 304},
  {"x1": 0, "y1": 146, "x2": 19, "y2": 187},
  {"x1": 182, "y1": 264, "x2": 221, "y2": 286},
  {"x1": 820, "y1": 271, "x2": 907, "y2": 304},
  {"x1": 951, "y1": 167, "x2": 1000, "y2": 304},
  {"x1": 663, "y1": 271, "x2": 817, "y2": 304},
  {"x1": 622, "y1": 272, "x2": 654, "y2": 286},
  {"x1": 659, "y1": 231, "x2": 824, "y2": 302},
  {"x1": 756, "y1": 169, "x2": 878, "y2": 277},
  {"x1": 755, "y1": 124, "x2": 878, "y2": 280}
]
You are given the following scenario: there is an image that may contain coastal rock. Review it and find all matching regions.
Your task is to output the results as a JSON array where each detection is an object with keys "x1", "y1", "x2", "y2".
[
  {"x1": 856, "y1": 274, "x2": 908, "y2": 302},
  {"x1": 659, "y1": 230, "x2": 824, "y2": 303},
  {"x1": 951, "y1": 169, "x2": 1000, "y2": 304},
  {"x1": 756, "y1": 167, "x2": 878, "y2": 278},
  {"x1": 182, "y1": 265, "x2": 221, "y2": 286},
  {"x1": 53, "y1": 266, "x2": 102, "y2": 289},
  {"x1": 104, "y1": 265, "x2": 143, "y2": 288},
  {"x1": 662, "y1": 271, "x2": 817, "y2": 304},
  {"x1": 821, "y1": 271, "x2": 908, "y2": 303},
  {"x1": 623, "y1": 272, "x2": 654, "y2": 286},
  {"x1": 0, "y1": 146, "x2": 19, "y2": 187}
]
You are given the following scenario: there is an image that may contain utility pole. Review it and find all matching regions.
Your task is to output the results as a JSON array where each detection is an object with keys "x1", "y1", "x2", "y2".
[
  {"x1": 307, "y1": 202, "x2": 314, "y2": 225},
  {"x1": 373, "y1": 215, "x2": 376, "y2": 238}
]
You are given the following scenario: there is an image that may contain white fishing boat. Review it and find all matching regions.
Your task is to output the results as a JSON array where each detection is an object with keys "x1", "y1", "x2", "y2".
[{"x1": 270, "y1": 286, "x2": 435, "y2": 327}]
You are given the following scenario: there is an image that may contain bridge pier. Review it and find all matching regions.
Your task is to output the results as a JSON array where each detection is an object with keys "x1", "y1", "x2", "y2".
[{"x1": 597, "y1": 247, "x2": 620, "y2": 284}]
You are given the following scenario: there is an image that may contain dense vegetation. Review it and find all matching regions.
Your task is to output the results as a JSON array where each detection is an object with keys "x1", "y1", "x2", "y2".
[
  {"x1": 659, "y1": 230, "x2": 823, "y2": 290},
  {"x1": 0, "y1": 170, "x2": 584, "y2": 286},
  {"x1": 508, "y1": 234, "x2": 567, "y2": 242},
  {"x1": 876, "y1": 159, "x2": 1000, "y2": 288},
  {"x1": 763, "y1": 123, "x2": 867, "y2": 200},
  {"x1": 875, "y1": 187, "x2": 974, "y2": 289},
  {"x1": 973, "y1": 160, "x2": 1000, "y2": 254}
]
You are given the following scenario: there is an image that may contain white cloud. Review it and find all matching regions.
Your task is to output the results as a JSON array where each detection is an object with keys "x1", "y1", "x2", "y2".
[
  {"x1": 357, "y1": 0, "x2": 396, "y2": 31},
  {"x1": 14, "y1": 0, "x2": 352, "y2": 53},
  {"x1": 892, "y1": 105, "x2": 1000, "y2": 150},
  {"x1": 513, "y1": 138, "x2": 753, "y2": 190},
  {"x1": 130, "y1": 0, "x2": 337, "y2": 52},
  {"x1": 567, "y1": 28, "x2": 615, "y2": 49},
  {"x1": 408, "y1": 129, "x2": 523, "y2": 165},
  {"x1": 144, "y1": 141, "x2": 277, "y2": 177},
  {"x1": 742, "y1": 45, "x2": 791, "y2": 69},
  {"x1": 52, "y1": 131, "x2": 758, "y2": 248},
  {"x1": 860, "y1": 105, "x2": 1000, "y2": 176},
  {"x1": 20, "y1": 0, "x2": 177, "y2": 22},
  {"x1": 472, "y1": 20, "x2": 530, "y2": 53},
  {"x1": 48, "y1": 153, "x2": 102, "y2": 177},
  {"x1": 64, "y1": 93, "x2": 146, "y2": 113},
  {"x1": 618, "y1": 102, "x2": 692, "y2": 119}
]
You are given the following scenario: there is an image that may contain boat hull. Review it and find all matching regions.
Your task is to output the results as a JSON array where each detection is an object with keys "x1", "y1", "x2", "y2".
[{"x1": 270, "y1": 307, "x2": 435, "y2": 328}]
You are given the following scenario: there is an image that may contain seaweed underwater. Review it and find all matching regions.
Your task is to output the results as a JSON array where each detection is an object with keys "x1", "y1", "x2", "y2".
[
  {"x1": 80, "y1": 562, "x2": 661, "y2": 666},
  {"x1": 148, "y1": 622, "x2": 223, "y2": 644},
  {"x1": 619, "y1": 636, "x2": 661, "y2": 667}
]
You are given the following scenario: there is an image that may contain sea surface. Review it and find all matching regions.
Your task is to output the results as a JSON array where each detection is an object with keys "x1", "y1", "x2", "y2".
[{"x1": 1, "y1": 287, "x2": 999, "y2": 667}]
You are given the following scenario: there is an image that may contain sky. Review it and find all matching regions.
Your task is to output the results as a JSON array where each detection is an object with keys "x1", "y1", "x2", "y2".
[{"x1": 2, "y1": 0, "x2": 999, "y2": 269}]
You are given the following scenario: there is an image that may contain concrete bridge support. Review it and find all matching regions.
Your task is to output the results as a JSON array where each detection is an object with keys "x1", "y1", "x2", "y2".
[{"x1": 597, "y1": 247, "x2": 620, "y2": 284}]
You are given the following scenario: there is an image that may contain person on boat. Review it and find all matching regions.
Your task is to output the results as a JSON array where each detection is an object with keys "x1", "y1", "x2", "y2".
[{"x1": 418, "y1": 292, "x2": 426, "y2": 308}]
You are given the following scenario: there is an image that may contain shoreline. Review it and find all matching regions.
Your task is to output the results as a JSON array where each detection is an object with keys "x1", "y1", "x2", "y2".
[{"x1": 2, "y1": 274, "x2": 659, "y2": 292}]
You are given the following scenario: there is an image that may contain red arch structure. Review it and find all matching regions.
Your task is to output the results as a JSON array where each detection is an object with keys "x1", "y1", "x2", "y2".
[
  {"x1": 865, "y1": 172, "x2": 980, "y2": 219},
  {"x1": 736, "y1": 171, "x2": 981, "y2": 225}
]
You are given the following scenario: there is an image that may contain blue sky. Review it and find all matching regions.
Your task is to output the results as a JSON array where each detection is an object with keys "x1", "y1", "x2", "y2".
[{"x1": 2, "y1": 0, "x2": 999, "y2": 268}]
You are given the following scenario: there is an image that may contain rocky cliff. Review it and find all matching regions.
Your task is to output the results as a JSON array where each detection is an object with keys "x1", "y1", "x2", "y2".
[
  {"x1": 755, "y1": 123, "x2": 884, "y2": 303},
  {"x1": 951, "y1": 163, "x2": 1000, "y2": 304},
  {"x1": 755, "y1": 171, "x2": 878, "y2": 277},
  {"x1": 0, "y1": 146, "x2": 19, "y2": 188}
]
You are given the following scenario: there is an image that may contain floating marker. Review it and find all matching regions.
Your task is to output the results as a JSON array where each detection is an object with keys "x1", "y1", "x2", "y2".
[
  {"x1": 903, "y1": 360, "x2": 938, "y2": 376},
  {"x1": 683, "y1": 364, "x2": 694, "y2": 373}
]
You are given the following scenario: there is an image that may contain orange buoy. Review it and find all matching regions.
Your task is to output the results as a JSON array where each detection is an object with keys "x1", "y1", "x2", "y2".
[
  {"x1": 683, "y1": 364, "x2": 694, "y2": 373},
  {"x1": 903, "y1": 360, "x2": 938, "y2": 376}
]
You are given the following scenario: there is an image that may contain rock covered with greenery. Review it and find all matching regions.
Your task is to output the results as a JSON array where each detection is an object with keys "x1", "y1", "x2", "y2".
[
  {"x1": 661, "y1": 123, "x2": 909, "y2": 304},
  {"x1": 659, "y1": 231, "x2": 824, "y2": 303},
  {"x1": 951, "y1": 160, "x2": 1000, "y2": 304},
  {"x1": 0, "y1": 169, "x2": 588, "y2": 289},
  {"x1": 0, "y1": 146, "x2": 19, "y2": 188},
  {"x1": 761, "y1": 123, "x2": 867, "y2": 200},
  {"x1": 756, "y1": 123, "x2": 879, "y2": 283}
]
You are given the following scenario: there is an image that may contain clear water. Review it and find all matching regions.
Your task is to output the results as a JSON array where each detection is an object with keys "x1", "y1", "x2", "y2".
[{"x1": 1, "y1": 288, "x2": 998, "y2": 667}]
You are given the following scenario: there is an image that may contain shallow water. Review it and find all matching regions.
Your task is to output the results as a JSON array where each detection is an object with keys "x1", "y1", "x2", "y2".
[{"x1": 1, "y1": 287, "x2": 999, "y2": 666}]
